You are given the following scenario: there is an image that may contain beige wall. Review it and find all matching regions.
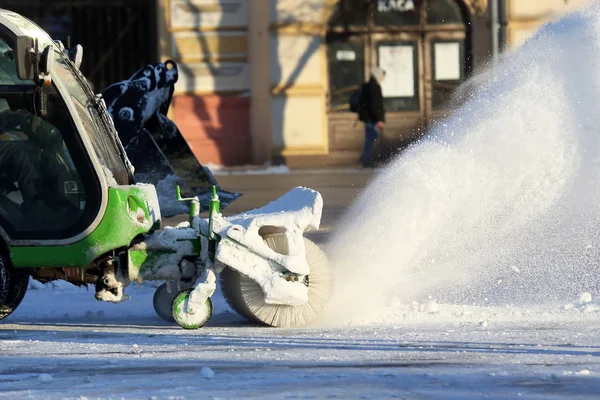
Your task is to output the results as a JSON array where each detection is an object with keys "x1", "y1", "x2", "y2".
[
  {"x1": 270, "y1": 35, "x2": 322, "y2": 86},
  {"x1": 269, "y1": 0, "x2": 327, "y2": 23},
  {"x1": 269, "y1": 0, "x2": 329, "y2": 158},
  {"x1": 272, "y1": 96, "x2": 325, "y2": 149},
  {"x1": 507, "y1": 0, "x2": 592, "y2": 48},
  {"x1": 160, "y1": 0, "x2": 250, "y2": 95},
  {"x1": 175, "y1": 62, "x2": 250, "y2": 93},
  {"x1": 170, "y1": 0, "x2": 248, "y2": 29}
]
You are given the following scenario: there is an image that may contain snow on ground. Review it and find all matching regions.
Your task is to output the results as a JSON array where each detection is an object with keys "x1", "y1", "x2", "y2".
[
  {"x1": 205, "y1": 163, "x2": 291, "y2": 176},
  {"x1": 204, "y1": 164, "x2": 382, "y2": 176},
  {"x1": 2, "y1": 280, "x2": 600, "y2": 399}
]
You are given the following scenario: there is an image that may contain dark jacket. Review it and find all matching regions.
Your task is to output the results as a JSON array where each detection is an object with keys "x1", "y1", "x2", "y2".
[{"x1": 358, "y1": 77, "x2": 385, "y2": 124}]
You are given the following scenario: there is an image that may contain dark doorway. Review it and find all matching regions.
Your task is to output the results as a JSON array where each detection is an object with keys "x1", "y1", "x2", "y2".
[{"x1": 2, "y1": 0, "x2": 157, "y2": 91}]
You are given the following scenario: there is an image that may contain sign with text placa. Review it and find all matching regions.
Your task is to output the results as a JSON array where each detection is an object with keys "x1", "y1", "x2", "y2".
[
  {"x1": 434, "y1": 42, "x2": 461, "y2": 81},
  {"x1": 170, "y1": 0, "x2": 247, "y2": 29},
  {"x1": 377, "y1": 0, "x2": 416, "y2": 12},
  {"x1": 378, "y1": 44, "x2": 415, "y2": 98}
]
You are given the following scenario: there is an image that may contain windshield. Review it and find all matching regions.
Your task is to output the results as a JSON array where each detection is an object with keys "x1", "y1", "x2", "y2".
[{"x1": 52, "y1": 51, "x2": 132, "y2": 185}]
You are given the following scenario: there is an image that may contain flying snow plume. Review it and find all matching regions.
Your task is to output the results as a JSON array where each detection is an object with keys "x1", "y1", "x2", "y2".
[{"x1": 320, "y1": 3, "x2": 600, "y2": 325}]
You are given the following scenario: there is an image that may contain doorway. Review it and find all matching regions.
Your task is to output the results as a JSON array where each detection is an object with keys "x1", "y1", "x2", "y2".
[{"x1": 326, "y1": 0, "x2": 471, "y2": 163}]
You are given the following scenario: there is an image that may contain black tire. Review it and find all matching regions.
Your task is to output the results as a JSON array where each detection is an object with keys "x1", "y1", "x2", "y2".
[
  {"x1": 0, "y1": 255, "x2": 29, "y2": 321},
  {"x1": 0, "y1": 253, "x2": 8, "y2": 306},
  {"x1": 153, "y1": 283, "x2": 177, "y2": 322}
]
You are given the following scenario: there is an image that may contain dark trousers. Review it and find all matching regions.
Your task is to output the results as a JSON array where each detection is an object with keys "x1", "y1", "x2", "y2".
[
  {"x1": 0, "y1": 141, "x2": 40, "y2": 204},
  {"x1": 360, "y1": 122, "x2": 379, "y2": 167}
]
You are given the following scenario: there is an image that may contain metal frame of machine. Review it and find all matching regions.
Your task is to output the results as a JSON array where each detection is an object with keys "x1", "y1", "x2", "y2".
[{"x1": 0, "y1": 9, "x2": 332, "y2": 329}]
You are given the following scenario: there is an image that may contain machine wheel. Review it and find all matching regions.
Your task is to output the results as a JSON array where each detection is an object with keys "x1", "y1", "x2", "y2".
[
  {"x1": 220, "y1": 234, "x2": 332, "y2": 328},
  {"x1": 0, "y1": 254, "x2": 29, "y2": 321},
  {"x1": 171, "y1": 290, "x2": 213, "y2": 329},
  {"x1": 0, "y1": 271, "x2": 29, "y2": 320},
  {"x1": 0, "y1": 253, "x2": 9, "y2": 306},
  {"x1": 153, "y1": 283, "x2": 177, "y2": 322}
]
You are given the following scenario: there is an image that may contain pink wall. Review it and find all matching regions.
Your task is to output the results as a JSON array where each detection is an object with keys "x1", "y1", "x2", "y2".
[{"x1": 172, "y1": 94, "x2": 252, "y2": 165}]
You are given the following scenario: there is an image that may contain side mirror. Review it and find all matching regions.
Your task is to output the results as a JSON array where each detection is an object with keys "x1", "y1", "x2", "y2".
[
  {"x1": 39, "y1": 44, "x2": 54, "y2": 76},
  {"x1": 15, "y1": 36, "x2": 35, "y2": 80},
  {"x1": 14, "y1": 38, "x2": 54, "y2": 83},
  {"x1": 69, "y1": 44, "x2": 83, "y2": 70}
]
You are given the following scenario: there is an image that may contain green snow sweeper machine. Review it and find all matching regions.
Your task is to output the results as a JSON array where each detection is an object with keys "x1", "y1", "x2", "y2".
[{"x1": 0, "y1": 9, "x2": 332, "y2": 329}]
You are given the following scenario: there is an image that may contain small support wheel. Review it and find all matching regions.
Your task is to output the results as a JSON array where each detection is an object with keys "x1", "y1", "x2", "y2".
[
  {"x1": 152, "y1": 283, "x2": 177, "y2": 322},
  {"x1": 171, "y1": 290, "x2": 213, "y2": 329}
]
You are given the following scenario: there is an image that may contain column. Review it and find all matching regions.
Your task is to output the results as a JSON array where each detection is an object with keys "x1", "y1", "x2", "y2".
[{"x1": 248, "y1": 0, "x2": 273, "y2": 165}]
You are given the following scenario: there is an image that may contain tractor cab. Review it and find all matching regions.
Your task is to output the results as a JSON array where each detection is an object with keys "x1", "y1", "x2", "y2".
[{"x1": 0, "y1": 10, "x2": 139, "y2": 243}]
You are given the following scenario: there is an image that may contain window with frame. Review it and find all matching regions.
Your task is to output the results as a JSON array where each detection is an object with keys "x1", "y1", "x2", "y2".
[
  {"x1": 376, "y1": 41, "x2": 420, "y2": 111},
  {"x1": 327, "y1": 34, "x2": 365, "y2": 112},
  {"x1": 431, "y1": 39, "x2": 465, "y2": 109},
  {"x1": 326, "y1": 0, "x2": 468, "y2": 113}
]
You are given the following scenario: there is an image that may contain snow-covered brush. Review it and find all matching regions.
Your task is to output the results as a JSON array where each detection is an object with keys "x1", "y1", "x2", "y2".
[
  {"x1": 210, "y1": 187, "x2": 332, "y2": 328},
  {"x1": 220, "y1": 234, "x2": 332, "y2": 328}
]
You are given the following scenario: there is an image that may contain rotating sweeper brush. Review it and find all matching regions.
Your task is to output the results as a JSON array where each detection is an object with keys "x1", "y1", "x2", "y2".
[
  {"x1": 0, "y1": 9, "x2": 332, "y2": 329},
  {"x1": 220, "y1": 235, "x2": 331, "y2": 328}
]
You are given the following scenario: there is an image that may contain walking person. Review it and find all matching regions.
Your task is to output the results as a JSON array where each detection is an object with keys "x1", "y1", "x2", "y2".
[{"x1": 358, "y1": 67, "x2": 386, "y2": 168}]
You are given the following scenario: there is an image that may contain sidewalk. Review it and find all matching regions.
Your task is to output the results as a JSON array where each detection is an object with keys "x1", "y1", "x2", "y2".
[
  {"x1": 204, "y1": 162, "x2": 384, "y2": 176},
  {"x1": 164, "y1": 167, "x2": 377, "y2": 245}
]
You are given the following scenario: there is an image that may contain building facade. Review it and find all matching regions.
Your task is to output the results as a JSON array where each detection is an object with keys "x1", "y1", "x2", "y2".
[{"x1": 157, "y1": 0, "x2": 590, "y2": 166}]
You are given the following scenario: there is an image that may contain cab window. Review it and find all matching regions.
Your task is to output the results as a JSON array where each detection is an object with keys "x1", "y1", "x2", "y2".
[{"x1": 0, "y1": 37, "x2": 100, "y2": 240}]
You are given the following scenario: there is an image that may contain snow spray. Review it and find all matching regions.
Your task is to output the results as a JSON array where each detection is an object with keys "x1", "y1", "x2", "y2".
[{"x1": 321, "y1": 3, "x2": 600, "y2": 325}]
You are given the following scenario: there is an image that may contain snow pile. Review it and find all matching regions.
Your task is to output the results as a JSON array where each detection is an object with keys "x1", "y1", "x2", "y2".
[
  {"x1": 132, "y1": 225, "x2": 198, "y2": 281},
  {"x1": 220, "y1": 186, "x2": 322, "y2": 271},
  {"x1": 101, "y1": 165, "x2": 118, "y2": 186},
  {"x1": 28, "y1": 279, "x2": 79, "y2": 291},
  {"x1": 322, "y1": 3, "x2": 600, "y2": 326},
  {"x1": 200, "y1": 367, "x2": 215, "y2": 379},
  {"x1": 564, "y1": 292, "x2": 600, "y2": 313},
  {"x1": 37, "y1": 373, "x2": 53, "y2": 384},
  {"x1": 152, "y1": 174, "x2": 190, "y2": 216}
]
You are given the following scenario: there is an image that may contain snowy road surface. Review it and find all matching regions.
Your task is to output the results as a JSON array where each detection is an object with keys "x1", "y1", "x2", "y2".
[{"x1": 2, "y1": 283, "x2": 600, "y2": 399}]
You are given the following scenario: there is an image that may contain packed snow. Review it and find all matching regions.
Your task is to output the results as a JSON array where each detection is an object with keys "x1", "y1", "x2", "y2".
[
  {"x1": 213, "y1": 186, "x2": 322, "y2": 275},
  {"x1": 3, "y1": 280, "x2": 600, "y2": 399},
  {"x1": 151, "y1": 174, "x2": 191, "y2": 217},
  {"x1": 101, "y1": 165, "x2": 118, "y2": 187},
  {"x1": 129, "y1": 224, "x2": 198, "y2": 282}
]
